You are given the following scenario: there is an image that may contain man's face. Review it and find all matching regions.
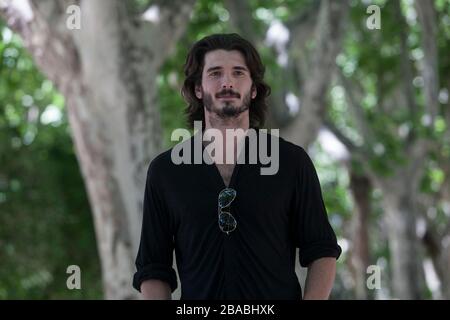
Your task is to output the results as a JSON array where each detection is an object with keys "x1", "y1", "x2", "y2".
[{"x1": 195, "y1": 49, "x2": 257, "y2": 119}]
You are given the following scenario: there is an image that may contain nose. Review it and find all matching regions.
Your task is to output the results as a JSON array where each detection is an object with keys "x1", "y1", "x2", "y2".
[{"x1": 221, "y1": 73, "x2": 234, "y2": 89}]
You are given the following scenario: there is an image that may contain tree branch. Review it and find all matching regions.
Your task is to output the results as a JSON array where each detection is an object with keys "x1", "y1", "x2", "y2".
[
  {"x1": 324, "y1": 118, "x2": 375, "y2": 179},
  {"x1": 338, "y1": 70, "x2": 377, "y2": 147},
  {"x1": 282, "y1": 0, "x2": 350, "y2": 147},
  {"x1": 286, "y1": 0, "x2": 321, "y2": 54},
  {"x1": 0, "y1": 0, "x2": 80, "y2": 91},
  {"x1": 139, "y1": 0, "x2": 196, "y2": 66},
  {"x1": 415, "y1": 0, "x2": 439, "y2": 123},
  {"x1": 323, "y1": 119, "x2": 357, "y2": 153},
  {"x1": 223, "y1": 0, "x2": 259, "y2": 44},
  {"x1": 393, "y1": 0, "x2": 419, "y2": 133}
]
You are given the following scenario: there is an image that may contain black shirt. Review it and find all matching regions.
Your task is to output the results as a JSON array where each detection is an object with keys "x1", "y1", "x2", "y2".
[{"x1": 133, "y1": 131, "x2": 341, "y2": 299}]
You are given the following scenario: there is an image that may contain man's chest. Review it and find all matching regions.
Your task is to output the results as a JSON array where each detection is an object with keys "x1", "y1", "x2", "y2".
[
  {"x1": 167, "y1": 165, "x2": 294, "y2": 235},
  {"x1": 215, "y1": 163, "x2": 235, "y2": 188}
]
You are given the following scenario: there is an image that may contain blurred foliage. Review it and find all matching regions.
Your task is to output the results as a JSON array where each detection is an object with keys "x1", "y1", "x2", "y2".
[
  {"x1": 0, "y1": 20, "x2": 102, "y2": 298},
  {"x1": 327, "y1": 0, "x2": 450, "y2": 299}
]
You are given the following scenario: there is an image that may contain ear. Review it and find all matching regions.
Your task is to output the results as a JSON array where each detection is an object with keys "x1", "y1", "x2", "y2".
[
  {"x1": 251, "y1": 85, "x2": 257, "y2": 99},
  {"x1": 195, "y1": 85, "x2": 203, "y2": 99}
]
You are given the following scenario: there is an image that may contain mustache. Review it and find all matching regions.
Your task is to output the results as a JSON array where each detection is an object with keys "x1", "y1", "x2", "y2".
[{"x1": 216, "y1": 89, "x2": 240, "y2": 98}]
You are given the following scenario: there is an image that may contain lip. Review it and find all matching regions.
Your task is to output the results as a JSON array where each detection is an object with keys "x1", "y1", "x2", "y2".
[{"x1": 218, "y1": 96, "x2": 238, "y2": 100}]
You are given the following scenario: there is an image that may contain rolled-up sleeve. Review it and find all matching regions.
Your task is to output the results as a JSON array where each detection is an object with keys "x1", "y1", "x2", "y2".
[
  {"x1": 132, "y1": 161, "x2": 178, "y2": 293},
  {"x1": 292, "y1": 148, "x2": 342, "y2": 268}
]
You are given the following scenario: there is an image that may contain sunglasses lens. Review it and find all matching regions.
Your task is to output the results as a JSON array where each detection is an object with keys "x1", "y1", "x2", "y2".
[
  {"x1": 218, "y1": 212, "x2": 237, "y2": 233},
  {"x1": 218, "y1": 188, "x2": 236, "y2": 208}
]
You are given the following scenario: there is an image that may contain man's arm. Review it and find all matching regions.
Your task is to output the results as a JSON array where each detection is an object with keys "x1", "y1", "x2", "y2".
[
  {"x1": 141, "y1": 279, "x2": 172, "y2": 300},
  {"x1": 303, "y1": 257, "x2": 337, "y2": 300}
]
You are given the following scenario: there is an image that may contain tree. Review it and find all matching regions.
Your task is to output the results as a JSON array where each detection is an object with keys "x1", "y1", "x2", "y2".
[
  {"x1": 1, "y1": 0, "x2": 196, "y2": 299},
  {"x1": 326, "y1": 0, "x2": 449, "y2": 299},
  {"x1": 0, "y1": 19, "x2": 102, "y2": 298}
]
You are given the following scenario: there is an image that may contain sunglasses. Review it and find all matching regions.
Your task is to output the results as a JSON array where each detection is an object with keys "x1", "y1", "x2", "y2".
[{"x1": 218, "y1": 188, "x2": 237, "y2": 235}]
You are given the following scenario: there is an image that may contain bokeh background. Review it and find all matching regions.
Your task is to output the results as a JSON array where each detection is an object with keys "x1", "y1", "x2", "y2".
[{"x1": 0, "y1": 0, "x2": 449, "y2": 299}]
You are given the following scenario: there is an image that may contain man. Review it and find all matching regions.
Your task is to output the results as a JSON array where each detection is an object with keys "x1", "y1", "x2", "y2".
[{"x1": 133, "y1": 33, "x2": 341, "y2": 300}]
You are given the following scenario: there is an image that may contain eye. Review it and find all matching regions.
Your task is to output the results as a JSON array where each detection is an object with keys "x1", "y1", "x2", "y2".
[
  {"x1": 209, "y1": 71, "x2": 220, "y2": 77},
  {"x1": 234, "y1": 71, "x2": 244, "y2": 75}
]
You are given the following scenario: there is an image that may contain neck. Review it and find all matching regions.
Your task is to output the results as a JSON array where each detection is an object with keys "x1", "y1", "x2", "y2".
[{"x1": 203, "y1": 110, "x2": 250, "y2": 164}]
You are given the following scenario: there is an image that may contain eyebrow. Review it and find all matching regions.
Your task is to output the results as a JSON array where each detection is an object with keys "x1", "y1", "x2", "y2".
[{"x1": 206, "y1": 66, "x2": 249, "y2": 73}]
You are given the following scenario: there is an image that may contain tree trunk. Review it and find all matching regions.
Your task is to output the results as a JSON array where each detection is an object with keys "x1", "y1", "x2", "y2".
[
  {"x1": 420, "y1": 157, "x2": 450, "y2": 299},
  {"x1": 1, "y1": 0, "x2": 196, "y2": 299},
  {"x1": 349, "y1": 172, "x2": 371, "y2": 299},
  {"x1": 375, "y1": 174, "x2": 425, "y2": 299},
  {"x1": 422, "y1": 221, "x2": 450, "y2": 299}
]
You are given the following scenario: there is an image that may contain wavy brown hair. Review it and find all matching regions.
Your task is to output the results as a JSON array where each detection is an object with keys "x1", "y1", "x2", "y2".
[{"x1": 181, "y1": 33, "x2": 271, "y2": 129}]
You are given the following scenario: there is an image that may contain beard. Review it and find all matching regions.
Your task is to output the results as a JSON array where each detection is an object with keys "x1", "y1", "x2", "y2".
[{"x1": 203, "y1": 90, "x2": 251, "y2": 119}]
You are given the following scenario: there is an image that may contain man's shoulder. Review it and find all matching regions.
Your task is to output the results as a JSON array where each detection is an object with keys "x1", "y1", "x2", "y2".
[
  {"x1": 146, "y1": 136, "x2": 195, "y2": 175},
  {"x1": 149, "y1": 148, "x2": 174, "y2": 167},
  {"x1": 266, "y1": 132, "x2": 308, "y2": 161}
]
